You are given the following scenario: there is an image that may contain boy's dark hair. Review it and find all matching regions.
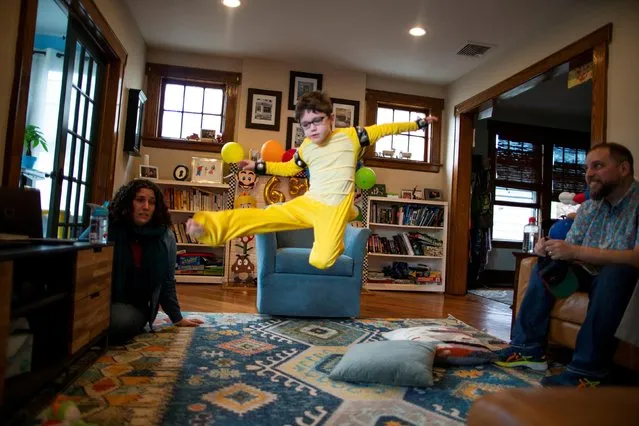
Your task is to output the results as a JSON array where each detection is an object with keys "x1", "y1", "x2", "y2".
[
  {"x1": 294, "y1": 91, "x2": 333, "y2": 122},
  {"x1": 109, "y1": 179, "x2": 172, "y2": 227},
  {"x1": 589, "y1": 142, "x2": 634, "y2": 175}
]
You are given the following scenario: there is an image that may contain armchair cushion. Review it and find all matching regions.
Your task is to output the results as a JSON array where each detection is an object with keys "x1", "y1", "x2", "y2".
[{"x1": 275, "y1": 248, "x2": 354, "y2": 276}]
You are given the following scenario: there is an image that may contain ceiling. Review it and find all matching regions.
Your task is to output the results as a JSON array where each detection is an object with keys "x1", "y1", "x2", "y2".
[
  {"x1": 124, "y1": 0, "x2": 585, "y2": 85},
  {"x1": 497, "y1": 69, "x2": 593, "y2": 117}
]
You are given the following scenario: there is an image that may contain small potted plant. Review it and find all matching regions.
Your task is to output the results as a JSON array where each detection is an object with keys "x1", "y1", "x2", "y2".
[{"x1": 23, "y1": 124, "x2": 48, "y2": 169}]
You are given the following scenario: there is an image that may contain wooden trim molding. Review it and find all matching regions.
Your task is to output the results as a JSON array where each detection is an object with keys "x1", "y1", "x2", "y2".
[
  {"x1": 455, "y1": 24, "x2": 612, "y2": 115},
  {"x1": 364, "y1": 89, "x2": 444, "y2": 172},
  {"x1": 448, "y1": 23, "x2": 612, "y2": 296},
  {"x1": 142, "y1": 136, "x2": 223, "y2": 153},
  {"x1": 591, "y1": 42, "x2": 608, "y2": 145},
  {"x1": 143, "y1": 62, "x2": 241, "y2": 151},
  {"x1": 2, "y1": 0, "x2": 37, "y2": 187}
]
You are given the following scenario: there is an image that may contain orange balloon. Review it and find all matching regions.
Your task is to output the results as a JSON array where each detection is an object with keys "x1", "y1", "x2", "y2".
[{"x1": 261, "y1": 140, "x2": 285, "y2": 162}]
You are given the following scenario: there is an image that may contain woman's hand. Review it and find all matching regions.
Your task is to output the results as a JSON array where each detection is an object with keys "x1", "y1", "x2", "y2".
[
  {"x1": 174, "y1": 318, "x2": 205, "y2": 327},
  {"x1": 238, "y1": 159, "x2": 255, "y2": 171}
]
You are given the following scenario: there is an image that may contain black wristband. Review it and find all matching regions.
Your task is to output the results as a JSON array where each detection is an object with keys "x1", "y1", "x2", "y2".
[
  {"x1": 416, "y1": 118, "x2": 428, "y2": 129},
  {"x1": 255, "y1": 160, "x2": 267, "y2": 175}
]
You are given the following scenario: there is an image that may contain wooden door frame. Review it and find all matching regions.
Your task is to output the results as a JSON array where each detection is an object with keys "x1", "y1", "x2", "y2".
[
  {"x1": 3, "y1": 0, "x2": 127, "y2": 204},
  {"x1": 447, "y1": 23, "x2": 612, "y2": 295}
]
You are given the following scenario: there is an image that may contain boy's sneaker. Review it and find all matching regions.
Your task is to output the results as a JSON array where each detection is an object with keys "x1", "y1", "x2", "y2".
[
  {"x1": 493, "y1": 346, "x2": 548, "y2": 371},
  {"x1": 541, "y1": 371, "x2": 602, "y2": 388}
]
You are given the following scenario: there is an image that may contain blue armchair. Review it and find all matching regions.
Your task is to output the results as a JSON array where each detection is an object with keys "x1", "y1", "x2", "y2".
[{"x1": 255, "y1": 225, "x2": 371, "y2": 318}]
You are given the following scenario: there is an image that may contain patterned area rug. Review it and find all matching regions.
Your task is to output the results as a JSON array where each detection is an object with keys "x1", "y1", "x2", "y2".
[{"x1": 42, "y1": 314, "x2": 543, "y2": 425}]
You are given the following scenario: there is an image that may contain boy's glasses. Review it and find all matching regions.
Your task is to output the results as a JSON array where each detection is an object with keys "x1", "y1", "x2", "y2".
[{"x1": 300, "y1": 116, "x2": 327, "y2": 130}]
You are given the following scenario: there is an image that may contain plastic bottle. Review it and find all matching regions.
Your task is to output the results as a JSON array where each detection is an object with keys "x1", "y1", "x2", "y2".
[
  {"x1": 89, "y1": 204, "x2": 109, "y2": 244},
  {"x1": 522, "y1": 217, "x2": 539, "y2": 253}
]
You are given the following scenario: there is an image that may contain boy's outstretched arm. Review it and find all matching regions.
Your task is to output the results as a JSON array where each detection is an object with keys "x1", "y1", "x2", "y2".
[{"x1": 359, "y1": 116, "x2": 438, "y2": 147}]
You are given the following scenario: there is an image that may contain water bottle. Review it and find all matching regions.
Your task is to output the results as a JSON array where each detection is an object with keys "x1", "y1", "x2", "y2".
[
  {"x1": 89, "y1": 204, "x2": 109, "y2": 244},
  {"x1": 522, "y1": 217, "x2": 539, "y2": 253}
]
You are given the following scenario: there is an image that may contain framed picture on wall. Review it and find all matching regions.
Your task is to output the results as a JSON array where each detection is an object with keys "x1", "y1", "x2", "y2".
[
  {"x1": 245, "y1": 88, "x2": 282, "y2": 131},
  {"x1": 331, "y1": 98, "x2": 359, "y2": 128},
  {"x1": 288, "y1": 71, "x2": 323, "y2": 110},
  {"x1": 286, "y1": 117, "x2": 306, "y2": 150}
]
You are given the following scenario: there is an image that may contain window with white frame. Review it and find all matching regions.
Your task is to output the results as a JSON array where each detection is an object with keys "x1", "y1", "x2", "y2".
[
  {"x1": 159, "y1": 79, "x2": 225, "y2": 139},
  {"x1": 374, "y1": 105, "x2": 427, "y2": 161}
]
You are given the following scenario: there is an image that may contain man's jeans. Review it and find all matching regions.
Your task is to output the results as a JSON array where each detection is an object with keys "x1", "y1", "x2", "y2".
[{"x1": 511, "y1": 263, "x2": 639, "y2": 377}]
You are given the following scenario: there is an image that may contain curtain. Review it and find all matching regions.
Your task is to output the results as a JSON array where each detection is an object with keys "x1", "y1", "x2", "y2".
[{"x1": 26, "y1": 48, "x2": 64, "y2": 210}]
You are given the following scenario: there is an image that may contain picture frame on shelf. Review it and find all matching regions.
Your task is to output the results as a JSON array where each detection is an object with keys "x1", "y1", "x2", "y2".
[
  {"x1": 425, "y1": 188, "x2": 443, "y2": 200},
  {"x1": 369, "y1": 184, "x2": 387, "y2": 197},
  {"x1": 400, "y1": 189, "x2": 413, "y2": 199},
  {"x1": 412, "y1": 189, "x2": 424, "y2": 200},
  {"x1": 191, "y1": 157, "x2": 222, "y2": 183},
  {"x1": 288, "y1": 71, "x2": 323, "y2": 110},
  {"x1": 200, "y1": 128, "x2": 216, "y2": 141},
  {"x1": 331, "y1": 98, "x2": 359, "y2": 128},
  {"x1": 139, "y1": 164, "x2": 158, "y2": 180},
  {"x1": 245, "y1": 88, "x2": 282, "y2": 131},
  {"x1": 286, "y1": 117, "x2": 306, "y2": 150}
]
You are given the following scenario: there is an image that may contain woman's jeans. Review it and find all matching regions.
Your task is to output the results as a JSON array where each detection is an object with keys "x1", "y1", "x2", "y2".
[{"x1": 109, "y1": 303, "x2": 148, "y2": 345}]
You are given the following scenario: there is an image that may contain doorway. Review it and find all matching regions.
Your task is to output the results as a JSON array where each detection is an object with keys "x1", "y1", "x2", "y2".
[{"x1": 447, "y1": 24, "x2": 612, "y2": 296}]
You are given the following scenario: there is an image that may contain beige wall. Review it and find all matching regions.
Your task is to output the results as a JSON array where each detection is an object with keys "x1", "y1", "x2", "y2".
[
  {"x1": 93, "y1": 0, "x2": 147, "y2": 194},
  {"x1": 0, "y1": 0, "x2": 21, "y2": 180},
  {"x1": 137, "y1": 50, "x2": 447, "y2": 194},
  {"x1": 445, "y1": 0, "x2": 639, "y2": 199}
]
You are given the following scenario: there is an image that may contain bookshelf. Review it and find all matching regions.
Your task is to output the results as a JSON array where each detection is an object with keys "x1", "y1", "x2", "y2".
[
  {"x1": 366, "y1": 196, "x2": 448, "y2": 292},
  {"x1": 156, "y1": 179, "x2": 230, "y2": 285}
]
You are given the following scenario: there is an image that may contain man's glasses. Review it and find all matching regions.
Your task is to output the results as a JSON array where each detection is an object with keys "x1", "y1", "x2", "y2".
[{"x1": 300, "y1": 116, "x2": 327, "y2": 130}]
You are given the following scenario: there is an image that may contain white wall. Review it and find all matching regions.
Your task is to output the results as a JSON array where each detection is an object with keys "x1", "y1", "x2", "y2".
[
  {"x1": 445, "y1": 0, "x2": 639, "y2": 201},
  {"x1": 93, "y1": 0, "x2": 147, "y2": 194},
  {"x1": 136, "y1": 50, "x2": 448, "y2": 194}
]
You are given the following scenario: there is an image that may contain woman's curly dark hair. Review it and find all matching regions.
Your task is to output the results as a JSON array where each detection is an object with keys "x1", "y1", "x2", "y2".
[{"x1": 109, "y1": 179, "x2": 172, "y2": 227}]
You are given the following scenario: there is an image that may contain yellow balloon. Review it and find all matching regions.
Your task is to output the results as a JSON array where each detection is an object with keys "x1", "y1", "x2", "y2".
[{"x1": 221, "y1": 142, "x2": 244, "y2": 163}]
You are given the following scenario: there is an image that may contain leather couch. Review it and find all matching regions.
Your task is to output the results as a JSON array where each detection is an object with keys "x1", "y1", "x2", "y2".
[
  {"x1": 467, "y1": 387, "x2": 639, "y2": 426},
  {"x1": 515, "y1": 257, "x2": 639, "y2": 371},
  {"x1": 466, "y1": 258, "x2": 639, "y2": 426}
]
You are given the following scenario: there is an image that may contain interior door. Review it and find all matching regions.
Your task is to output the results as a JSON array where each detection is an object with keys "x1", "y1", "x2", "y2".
[{"x1": 48, "y1": 23, "x2": 105, "y2": 238}]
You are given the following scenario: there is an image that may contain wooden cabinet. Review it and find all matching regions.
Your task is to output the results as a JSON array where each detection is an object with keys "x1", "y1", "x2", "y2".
[{"x1": 0, "y1": 243, "x2": 112, "y2": 421}]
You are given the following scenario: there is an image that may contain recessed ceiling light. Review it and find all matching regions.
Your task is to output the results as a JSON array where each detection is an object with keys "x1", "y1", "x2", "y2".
[
  {"x1": 409, "y1": 27, "x2": 426, "y2": 37},
  {"x1": 222, "y1": 0, "x2": 241, "y2": 7}
]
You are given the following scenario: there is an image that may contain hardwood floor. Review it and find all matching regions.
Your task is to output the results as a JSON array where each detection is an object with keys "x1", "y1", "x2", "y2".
[{"x1": 176, "y1": 286, "x2": 513, "y2": 341}]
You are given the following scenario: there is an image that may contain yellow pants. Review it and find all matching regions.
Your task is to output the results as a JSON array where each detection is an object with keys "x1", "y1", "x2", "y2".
[{"x1": 192, "y1": 192, "x2": 357, "y2": 269}]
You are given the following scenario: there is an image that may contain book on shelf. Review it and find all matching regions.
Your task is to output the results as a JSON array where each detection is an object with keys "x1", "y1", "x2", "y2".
[
  {"x1": 370, "y1": 203, "x2": 444, "y2": 227},
  {"x1": 367, "y1": 232, "x2": 443, "y2": 256},
  {"x1": 163, "y1": 187, "x2": 223, "y2": 211},
  {"x1": 172, "y1": 222, "x2": 199, "y2": 244}
]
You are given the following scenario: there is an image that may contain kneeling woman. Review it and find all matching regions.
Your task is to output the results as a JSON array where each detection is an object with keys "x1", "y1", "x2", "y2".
[{"x1": 108, "y1": 179, "x2": 202, "y2": 344}]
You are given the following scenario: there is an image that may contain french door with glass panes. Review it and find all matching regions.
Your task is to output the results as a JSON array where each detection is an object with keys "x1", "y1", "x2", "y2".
[{"x1": 48, "y1": 24, "x2": 105, "y2": 238}]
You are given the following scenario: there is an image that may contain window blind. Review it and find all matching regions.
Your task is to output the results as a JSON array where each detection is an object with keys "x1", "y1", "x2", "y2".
[
  {"x1": 495, "y1": 137, "x2": 542, "y2": 189},
  {"x1": 552, "y1": 145, "x2": 587, "y2": 197}
]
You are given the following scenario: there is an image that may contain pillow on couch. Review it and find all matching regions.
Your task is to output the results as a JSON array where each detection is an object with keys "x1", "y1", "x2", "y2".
[
  {"x1": 383, "y1": 326, "x2": 497, "y2": 366},
  {"x1": 329, "y1": 340, "x2": 436, "y2": 387}
]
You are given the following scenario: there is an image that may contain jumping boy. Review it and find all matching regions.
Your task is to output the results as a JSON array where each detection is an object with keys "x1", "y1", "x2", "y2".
[{"x1": 187, "y1": 91, "x2": 437, "y2": 269}]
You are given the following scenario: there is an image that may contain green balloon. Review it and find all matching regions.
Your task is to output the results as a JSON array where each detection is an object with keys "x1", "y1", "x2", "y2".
[{"x1": 355, "y1": 167, "x2": 376, "y2": 190}]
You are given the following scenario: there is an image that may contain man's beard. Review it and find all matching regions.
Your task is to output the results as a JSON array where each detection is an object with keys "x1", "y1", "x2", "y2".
[{"x1": 589, "y1": 180, "x2": 617, "y2": 200}]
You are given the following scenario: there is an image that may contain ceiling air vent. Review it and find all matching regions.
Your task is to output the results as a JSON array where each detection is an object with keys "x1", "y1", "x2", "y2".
[{"x1": 457, "y1": 42, "x2": 493, "y2": 57}]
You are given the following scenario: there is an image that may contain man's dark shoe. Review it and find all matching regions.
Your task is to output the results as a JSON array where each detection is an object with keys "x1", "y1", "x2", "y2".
[{"x1": 493, "y1": 346, "x2": 548, "y2": 371}]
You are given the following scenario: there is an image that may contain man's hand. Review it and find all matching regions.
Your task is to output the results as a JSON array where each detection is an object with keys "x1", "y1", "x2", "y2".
[
  {"x1": 544, "y1": 239, "x2": 579, "y2": 261},
  {"x1": 534, "y1": 236, "x2": 548, "y2": 257},
  {"x1": 238, "y1": 159, "x2": 255, "y2": 171},
  {"x1": 174, "y1": 318, "x2": 205, "y2": 327},
  {"x1": 186, "y1": 218, "x2": 205, "y2": 239}
]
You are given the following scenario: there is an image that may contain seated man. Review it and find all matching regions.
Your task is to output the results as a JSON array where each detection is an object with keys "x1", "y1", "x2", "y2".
[{"x1": 495, "y1": 142, "x2": 639, "y2": 387}]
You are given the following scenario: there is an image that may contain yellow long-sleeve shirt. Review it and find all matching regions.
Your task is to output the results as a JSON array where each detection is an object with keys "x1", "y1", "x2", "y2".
[{"x1": 261, "y1": 122, "x2": 420, "y2": 205}]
